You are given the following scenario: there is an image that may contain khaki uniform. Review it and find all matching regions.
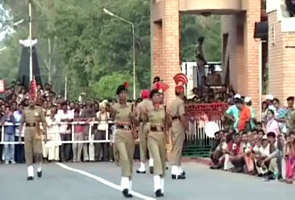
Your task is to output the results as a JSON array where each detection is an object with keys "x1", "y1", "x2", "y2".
[
  {"x1": 137, "y1": 99, "x2": 153, "y2": 162},
  {"x1": 147, "y1": 106, "x2": 166, "y2": 176},
  {"x1": 169, "y1": 96, "x2": 185, "y2": 166},
  {"x1": 22, "y1": 106, "x2": 47, "y2": 166},
  {"x1": 113, "y1": 103, "x2": 135, "y2": 177}
]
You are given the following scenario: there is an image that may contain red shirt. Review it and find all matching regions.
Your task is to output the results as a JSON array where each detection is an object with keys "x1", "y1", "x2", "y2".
[{"x1": 238, "y1": 106, "x2": 251, "y2": 131}]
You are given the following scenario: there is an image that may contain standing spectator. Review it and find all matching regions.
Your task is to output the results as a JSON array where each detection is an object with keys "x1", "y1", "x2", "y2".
[
  {"x1": 224, "y1": 95, "x2": 241, "y2": 132},
  {"x1": 72, "y1": 109, "x2": 84, "y2": 162},
  {"x1": 56, "y1": 102, "x2": 74, "y2": 162},
  {"x1": 237, "y1": 98, "x2": 251, "y2": 132},
  {"x1": 45, "y1": 106, "x2": 61, "y2": 161},
  {"x1": 14, "y1": 104, "x2": 25, "y2": 163},
  {"x1": 286, "y1": 96, "x2": 295, "y2": 134},
  {"x1": 81, "y1": 102, "x2": 96, "y2": 161},
  {"x1": 244, "y1": 97, "x2": 256, "y2": 129},
  {"x1": 273, "y1": 98, "x2": 288, "y2": 134},
  {"x1": 1, "y1": 106, "x2": 16, "y2": 164},
  {"x1": 266, "y1": 110, "x2": 281, "y2": 136},
  {"x1": 96, "y1": 105, "x2": 110, "y2": 161}
]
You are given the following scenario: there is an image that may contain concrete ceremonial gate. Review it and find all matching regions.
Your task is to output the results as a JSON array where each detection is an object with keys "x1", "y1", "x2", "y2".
[{"x1": 150, "y1": 0, "x2": 262, "y2": 113}]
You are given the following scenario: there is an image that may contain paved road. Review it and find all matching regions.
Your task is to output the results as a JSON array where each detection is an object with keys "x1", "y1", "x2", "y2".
[{"x1": 1, "y1": 162, "x2": 295, "y2": 200}]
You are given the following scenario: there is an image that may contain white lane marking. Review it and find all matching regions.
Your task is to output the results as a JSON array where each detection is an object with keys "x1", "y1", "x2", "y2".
[{"x1": 56, "y1": 163, "x2": 156, "y2": 200}]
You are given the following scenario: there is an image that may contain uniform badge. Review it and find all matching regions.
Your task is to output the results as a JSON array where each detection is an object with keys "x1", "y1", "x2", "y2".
[
  {"x1": 34, "y1": 112, "x2": 39, "y2": 116},
  {"x1": 157, "y1": 126, "x2": 162, "y2": 131}
]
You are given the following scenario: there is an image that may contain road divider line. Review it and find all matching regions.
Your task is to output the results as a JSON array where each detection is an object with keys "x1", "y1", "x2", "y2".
[{"x1": 56, "y1": 162, "x2": 156, "y2": 200}]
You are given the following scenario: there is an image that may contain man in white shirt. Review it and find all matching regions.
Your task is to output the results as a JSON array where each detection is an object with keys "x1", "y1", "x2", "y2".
[
  {"x1": 56, "y1": 102, "x2": 74, "y2": 162},
  {"x1": 14, "y1": 104, "x2": 25, "y2": 163}
]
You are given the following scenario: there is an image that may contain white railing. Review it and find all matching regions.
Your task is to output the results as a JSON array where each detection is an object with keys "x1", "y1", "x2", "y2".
[{"x1": 0, "y1": 121, "x2": 115, "y2": 145}]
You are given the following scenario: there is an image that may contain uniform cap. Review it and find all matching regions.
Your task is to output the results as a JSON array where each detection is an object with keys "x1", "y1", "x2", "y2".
[
  {"x1": 116, "y1": 82, "x2": 129, "y2": 95},
  {"x1": 152, "y1": 82, "x2": 169, "y2": 93},
  {"x1": 141, "y1": 90, "x2": 150, "y2": 99},
  {"x1": 173, "y1": 73, "x2": 188, "y2": 86}
]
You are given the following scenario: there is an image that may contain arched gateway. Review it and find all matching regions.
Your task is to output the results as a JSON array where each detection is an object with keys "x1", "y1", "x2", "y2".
[{"x1": 151, "y1": 0, "x2": 295, "y2": 118}]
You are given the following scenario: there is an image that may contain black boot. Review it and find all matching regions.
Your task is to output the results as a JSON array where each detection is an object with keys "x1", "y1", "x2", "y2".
[
  {"x1": 172, "y1": 174, "x2": 186, "y2": 180},
  {"x1": 155, "y1": 189, "x2": 164, "y2": 197},
  {"x1": 122, "y1": 189, "x2": 133, "y2": 198},
  {"x1": 37, "y1": 171, "x2": 42, "y2": 178},
  {"x1": 27, "y1": 176, "x2": 34, "y2": 181}
]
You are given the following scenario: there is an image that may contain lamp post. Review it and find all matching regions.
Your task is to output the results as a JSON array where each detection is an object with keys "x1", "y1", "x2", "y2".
[{"x1": 103, "y1": 8, "x2": 136, "y2": 100}]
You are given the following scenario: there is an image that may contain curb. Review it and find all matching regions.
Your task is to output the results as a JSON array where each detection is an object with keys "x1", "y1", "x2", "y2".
[{"x1": 181, "y1": 157, "x2": 211, "y2": 166}]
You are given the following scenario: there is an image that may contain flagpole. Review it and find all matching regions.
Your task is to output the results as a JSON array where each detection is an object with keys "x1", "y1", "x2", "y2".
[{"x1": 29, "y1": 0, "x2": 33, "y2": 82}]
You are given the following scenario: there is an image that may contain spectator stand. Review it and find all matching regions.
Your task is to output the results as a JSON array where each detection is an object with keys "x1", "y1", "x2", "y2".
[{"x1": 183, "y1": 103, "x2": 228, "y2": 157}]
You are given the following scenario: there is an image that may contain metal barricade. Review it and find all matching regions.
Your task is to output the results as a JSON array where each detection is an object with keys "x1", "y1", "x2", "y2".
[{"x1": 0, "y1": 121, "x2": 115, "y2": 145}]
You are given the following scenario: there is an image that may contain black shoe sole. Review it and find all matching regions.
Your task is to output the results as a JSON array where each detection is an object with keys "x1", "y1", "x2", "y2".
[
  {"x1": 37, "y1": 172, "x2": 42, "y2": 178},
  {"x1": 122, "y1": 189, "x2": 133, "y2": 198},
  {"x1": 155, "y1": 189, "x2": 164, "y2": 197},
  {"x1": 172, "y1": 174, "x2": 186, "y2": 180},
  {"x1": 27, "y1": 177, "x2": 34, "y2": 181},
  {"x1": 136, "y1": 170, "x2": 146, "y2": 174}
]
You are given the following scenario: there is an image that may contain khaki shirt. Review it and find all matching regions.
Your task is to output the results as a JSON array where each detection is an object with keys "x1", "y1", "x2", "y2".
[
  {"x1": 22, "y1": 106, "x2": 47, "y2": 135},
  {"x1": 148, "y1": 106, "x2": 165, "y2": 126},
  {"x1": 137, "y1": 99, "x2": 153, "y2": 122},
  {"x1": 112, "y1": 103, "x2": 132, "y2": 123},
  {"x1": 169, "y1": 96, "x2": 185, "y2": 118}
]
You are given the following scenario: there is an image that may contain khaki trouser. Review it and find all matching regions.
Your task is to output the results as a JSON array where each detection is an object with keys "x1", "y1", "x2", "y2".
[
  {"x1": 139, "y1": 122, "x2": 150, "y2": 162},
  {"x1": 115, "y1": 130, "x2": 135, "y2": 177},
  {"x1": 148, "y1": 132, "x2": 166, "y2": 176},
  {"x1": 24, "y1": 127, "x2": 43, "y2": 166},
  {"x1": 171, "y1": 121, "x2": 185, "y2": 166}
]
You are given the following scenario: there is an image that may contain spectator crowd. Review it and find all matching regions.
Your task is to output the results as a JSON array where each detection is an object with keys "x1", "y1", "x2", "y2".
[
  {"x1": 0, "y1": 81, "x2": 124, "y2": 165},
  {"x1": 210, "y1": 94, "x2": 295, "y2": 184}
]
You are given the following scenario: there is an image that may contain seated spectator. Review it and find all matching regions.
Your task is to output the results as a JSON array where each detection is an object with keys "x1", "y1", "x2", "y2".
[
  {"x1": 253, "y1": 135, "x2": 270, "y2": 176},
  {"x1": 207, "y1": 65, "x2": 222, "y2": 86},
  {"x1": 228, "y1": 134, "x2": 245, "y2": 172},
  {"x1": 284, "y1": 136, "x2": 295, "y2": 183},
  {"x1": 262, "y1": 134, "x2": 285, "y2": 181}
]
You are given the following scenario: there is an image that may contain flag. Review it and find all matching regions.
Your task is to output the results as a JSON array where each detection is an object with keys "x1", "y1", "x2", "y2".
[{"x1": 30, "y1": 77, "x2": 37, "y2": 100}]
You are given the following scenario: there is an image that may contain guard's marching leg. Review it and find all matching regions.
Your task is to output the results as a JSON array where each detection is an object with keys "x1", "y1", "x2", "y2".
[
  {"x1": 27, "y1": 165, "x2": 34, "y2": 180},
  {"x1": 137, "y1": 123, "x2": 147, "y2": 174},
  {"x1": 154, "y1": 175, "x2": 163, "y2": 197},
  {"x1": 149, "y1": 158, "x2": 154, "y2": 174},
  {"x1": 179, "y1": 166, "x2": 186, "y2": 176},
  {"x1": 121, "y1": 177, "x2": 133, "y2": 198}
]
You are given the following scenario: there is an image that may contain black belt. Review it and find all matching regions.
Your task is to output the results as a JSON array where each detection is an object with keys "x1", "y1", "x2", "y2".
[
  {"x1": 172, "y1": 116, "x2": 180, "y2": 120},
  {"x1": 26, "y1": 123, "x2": 36, "y2": 127},
  {"x1": 116, "y1": 124, "x2": 132, "y2": 130},
  {"x1": 150, "y1": 125, "x2": 164, "y2": 132}
]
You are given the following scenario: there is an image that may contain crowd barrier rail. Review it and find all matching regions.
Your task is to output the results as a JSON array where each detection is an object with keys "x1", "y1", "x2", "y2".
[{"x1": 0, "y1": 121, "x2": 115, "y2": 145}]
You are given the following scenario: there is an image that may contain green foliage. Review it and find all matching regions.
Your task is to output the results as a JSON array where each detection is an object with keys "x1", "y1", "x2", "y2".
[
  {"x1": 0, "y1": 0, "x2": 221, "y2": 100},
  {"x1": 181, "y1": 15, "x2": 221, "y2": 62},
  {"x1": 89, "y1": 72, "x2": 134, "y2": 100}
]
